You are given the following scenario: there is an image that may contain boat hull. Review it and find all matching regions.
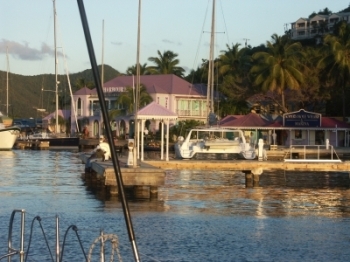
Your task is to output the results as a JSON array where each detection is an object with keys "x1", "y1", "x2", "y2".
[
  {"x1": 175, "y1": 128, "x2": 256, "y2": 160},
  {"x1": 37, "y1": 137, "x2": 80, "y2": 148},
  {"x1": 0, "y1": 127, "x2": 21, "y2": 150}
]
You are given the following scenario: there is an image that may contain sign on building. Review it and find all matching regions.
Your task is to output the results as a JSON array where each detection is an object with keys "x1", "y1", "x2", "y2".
[{"x1": 283, "y1": 109, "x2": 321, "y2": 127}]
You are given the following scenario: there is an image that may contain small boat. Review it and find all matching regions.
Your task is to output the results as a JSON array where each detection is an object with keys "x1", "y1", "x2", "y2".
[
  {"x1": 175, "y1": 1, "x2": 255, "y2": 161},
  {"x1": 175, "y1": 127, "x2": 256, "y2": 160},
  {"x1": 20, "y1": 130, "x2": 78, "y2": 149},
  {"x1": 144, "y1": 140, "x2": 175, "y2": 151},
  {"x1": 144, "y1": 141, "x2": 162, "y2": 151},
  {"x1": 0, "y1": 113, "x2": 20, "y2": 150}
]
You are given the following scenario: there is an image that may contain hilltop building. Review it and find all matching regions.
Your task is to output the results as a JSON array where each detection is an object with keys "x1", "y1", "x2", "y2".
[{"x1": 290, "y1": 12, "x2": 350, "y2": 42}]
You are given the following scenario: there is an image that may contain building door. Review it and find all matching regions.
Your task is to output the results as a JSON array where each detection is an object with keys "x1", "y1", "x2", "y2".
[{"x1": 93, "y1": 120, "x2": 99, "y2": 138}]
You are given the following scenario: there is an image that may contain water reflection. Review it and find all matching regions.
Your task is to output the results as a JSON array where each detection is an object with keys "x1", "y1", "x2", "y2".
[
  {"x1": 1, "y1": 150, "x2": 350, "y2": 261},
  {"x1": 96, "y1": 167, "x2": 350, "y2": 218}
]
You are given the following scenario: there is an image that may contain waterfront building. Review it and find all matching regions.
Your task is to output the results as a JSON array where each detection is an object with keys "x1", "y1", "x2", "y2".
[
  {"x1": 220, "y1": 110, "x2": 350, "y2": 148},
  {"x1": 70, "y1": 74, "x2": 206, "y2": 138}
]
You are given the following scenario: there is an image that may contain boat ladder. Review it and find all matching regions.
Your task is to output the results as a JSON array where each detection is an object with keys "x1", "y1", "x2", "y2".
[{"x1": 0, "y1": 209, "x2": 123, "y2": 262}]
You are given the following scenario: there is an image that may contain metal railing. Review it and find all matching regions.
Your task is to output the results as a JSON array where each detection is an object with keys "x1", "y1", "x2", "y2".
[
  {"x1": 284, "y1": 144, "x2": 342, "y2": 163},
  {"x1": 0, "y1": 209, "x2": 26, "y2": 262}
]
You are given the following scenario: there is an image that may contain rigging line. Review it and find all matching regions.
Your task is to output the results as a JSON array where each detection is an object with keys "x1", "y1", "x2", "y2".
[
  {"x1": 189, "y1": 0, "x2": 211, "y2": 86},
  {"x1": 57, "y1": 18, "x2": 80, "y2": 132},
  {"x1": 218, "y1": 0, "x2": 230, "y2": 46},
  {"x1": 36, "y1": 5, "x2": 54, "y2": 119}
]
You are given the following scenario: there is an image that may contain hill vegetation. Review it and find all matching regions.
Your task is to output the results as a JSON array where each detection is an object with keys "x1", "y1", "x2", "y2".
[
  {"x1": 2, "y1": 6, "x2": 350, "y2": 121},
  {"x1": 0, "y1": 65, "x2": 120, "y2": 118}
]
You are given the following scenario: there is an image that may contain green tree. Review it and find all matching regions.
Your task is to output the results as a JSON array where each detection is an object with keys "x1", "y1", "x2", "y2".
[
  {"x1": 147, "y1": 50, "x2": 185, "y2": 77},
  {"x1": 318, "y1": 21, "x2": 350, "y2": 120},
  {"x1": 296, "y1": 46, "x2": 330, "y2": 113},
  {"x1": 74, "y1": 77, "x2": 94, "y2": 89},
  {"x1": 126, "y1": 63, "x2": 150, "y2": 75},
  {"x1": 250, "y1": 34, "x2": 304, "y2": 112},
  {"x1": 116, "y1": 84, "x2": 153, "y2": 114},
  {"x1": 216, "y1": 43, "x2": 254, "y2": 114},
  {"x1": 185, "y1": 65, "x2": 207, "y2": 83}
]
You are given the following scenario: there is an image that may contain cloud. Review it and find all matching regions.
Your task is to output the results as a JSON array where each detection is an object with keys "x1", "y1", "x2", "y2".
[
  {"x1": 0, "y1": 39, "x2": 60, "y2": 61},
  {"x1": 111, "y1": 41, "x2": 123, "y2": 46},
  {"x1": 162, "y1": 39, "x2": 182, "y2": 46}
]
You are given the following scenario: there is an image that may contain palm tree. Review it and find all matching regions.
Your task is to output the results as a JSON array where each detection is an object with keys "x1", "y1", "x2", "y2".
[
  {"x1": 297, "y1": 47, "x2": 329, "y2": 113},
  {"x1": 147, "y1": 50, "x2": 185, "y2": 77},
  {"x1": 126, "y1": 63, "x2": 150, "y2": 75},
  {"x1": 74, "y1": 78, "x2": 94, "y2": 89},
  {"x1": 250, "y1": 34, "x2": 304, "y2": 112},
  {"x1": 318, "y1": 21, "x2": 350, "y2": 120},
  {"x1": 218, "y1": 43, "x2": 251, "y2": 80},
  {"x1": 217, "y1": 44, "x2": 253, "y2": 105},
  {"x1": 116, "y1": 84, "x2": 153, "y2": 115}
]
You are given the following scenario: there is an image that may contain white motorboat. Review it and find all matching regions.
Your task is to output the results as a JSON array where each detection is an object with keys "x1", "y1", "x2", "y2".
[
  {"x1": 175, "y1": 127, "x2": 256, "y2": 160},
  {"x1": 175, "y1": 1, "x2": 256, "y2": 160},
  {"x1": 0, "y1": 114, "x2": 20, "y2": 150}
]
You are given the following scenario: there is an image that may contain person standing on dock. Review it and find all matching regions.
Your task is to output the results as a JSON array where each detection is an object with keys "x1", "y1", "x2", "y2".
[
  {"x1": 84, "y1": 135, "x2": 111, "y2": 172},
  {"x1": 272, "y1": 132, "x2": 277, "y2": 145},
  {"x1": 82, "y1": 126, "x2": 89, "y2": 139},
  {"x1": 98, "y1": 135, "x2": 111, "y2": 161}
]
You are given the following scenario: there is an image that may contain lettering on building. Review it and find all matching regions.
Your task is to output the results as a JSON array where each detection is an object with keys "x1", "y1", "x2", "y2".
[
  {"x1": 103, "y1": 87, "x2": 127, "y2": 93},
  {"x1": 283, "y1": 109, "x2": 321, "y2": 127}
]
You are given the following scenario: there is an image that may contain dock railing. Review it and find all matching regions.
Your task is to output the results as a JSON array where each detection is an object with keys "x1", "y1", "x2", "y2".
[{"x1": 284, "y1": 144, "x2": 342, "y2": 163}]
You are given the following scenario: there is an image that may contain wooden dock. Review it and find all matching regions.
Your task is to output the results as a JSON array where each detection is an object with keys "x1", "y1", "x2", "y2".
[
  {"x1": 143, "y1": 158, "x2": 350, "y2": 187},
  {"x1": 80, "y1": 145, "x2": 350, "y2": 195},
  {"x1": 80, "y1": 153, "x2": 165, "y2": 199},
  {"x1": 79, "y1": 138, "x2": 127, "y2": 151},
  {"x1": 15, "y1": 140, "x2": 49, "y2": 150},
  {"x1": 143, "y1": 159, "x2": 350, "y2": 172}
]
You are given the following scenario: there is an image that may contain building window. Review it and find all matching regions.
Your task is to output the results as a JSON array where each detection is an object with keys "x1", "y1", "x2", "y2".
[
  {"x1": 295, "y1": 130, "x2": 302, "y2": 139},
  {"x1": 316, "y1": 130, "x2": 324, "y2": 145},
  {"x1": 77, "y1": 98, "x2": 82, "y2": 116},
  {"x1": 165, "y1": 97, "x2": 168, "y2": 108}
]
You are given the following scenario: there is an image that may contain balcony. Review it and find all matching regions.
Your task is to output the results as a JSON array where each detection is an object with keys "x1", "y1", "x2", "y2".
[{"x1": 176, "y1": 109, "x2": 207, "y2": 117}]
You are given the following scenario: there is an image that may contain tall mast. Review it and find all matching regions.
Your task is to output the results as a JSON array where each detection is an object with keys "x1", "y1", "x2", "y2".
[
  {"x1": 207, "y1": 0, "x2": 216, "y2": 125},
  {"x1": 133, "y1": 0, "x2": 141, "y2": 167},
  {"x1": 6, "y1": 46, "x2": 9, "y2": 116},
  {"x1": 53, "y1": 0, "x2": 59, "y2": 133},
  {"x1": 101, "y1": 19, "x2": 105, "y2": 88}
]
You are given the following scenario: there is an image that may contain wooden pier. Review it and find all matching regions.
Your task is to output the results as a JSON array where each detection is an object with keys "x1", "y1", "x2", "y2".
[
  {"x1": 143, "y1": 158, "x2": 350, "y2": 187},
  {"x1": 80, "y1": 145, "x2": 350, "y2": 196},
  {"x1": 80, "y1": 154, "x2": 165, "y2": 199},
  {"x1": 15, "y1": 140, "x2": 49, "y2": 150}
]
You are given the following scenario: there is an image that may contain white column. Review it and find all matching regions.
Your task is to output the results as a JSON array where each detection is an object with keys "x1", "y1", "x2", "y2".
[
  {"x1": 161, "y1": 121, "x2": 164, "y2": 160},
  {"x1": 141, "y1": 119, "x2": 145, "y2": 161},
  {"x1": 137, "y1": 120, "x2": 140, "y2": 159},
  {"x1": 166, "y1": 119, "x2": 170, "y2": 161},
  {"x1": 336, "y1": 125, "x2": 338, "y2": 147}
]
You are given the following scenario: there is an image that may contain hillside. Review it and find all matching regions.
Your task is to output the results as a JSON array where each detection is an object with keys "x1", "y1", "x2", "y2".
[{"x1": 0, "y1": 65, "x2": 120, "y2": 118}]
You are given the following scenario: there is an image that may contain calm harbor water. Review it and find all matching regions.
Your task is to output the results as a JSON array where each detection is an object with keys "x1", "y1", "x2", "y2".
[{"x1": 1, "y1": 150, "x2": 350, "y2": 261}]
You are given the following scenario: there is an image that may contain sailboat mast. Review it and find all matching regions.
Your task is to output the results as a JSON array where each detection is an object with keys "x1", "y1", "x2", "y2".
[
  {"x1": 207, "y1": 0, "x2": 216, "y2": 124},
  {"x1": 53, "y1": 0, "x2": 59, "y2": 133},
  {"x1": 101, "y1": 19, "x2": 105, "y2": 88},
  {"x1": 134, "y1": 0, "x2": 141, "y2": 167},
  {"x1": 6, "y1": 46, "x2": 9, "y2": 116}
]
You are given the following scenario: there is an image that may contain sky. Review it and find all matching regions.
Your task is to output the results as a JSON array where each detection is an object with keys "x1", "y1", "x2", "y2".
[{"x1": 0, "y1": 0, "x2": 349, "y2": 76}]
